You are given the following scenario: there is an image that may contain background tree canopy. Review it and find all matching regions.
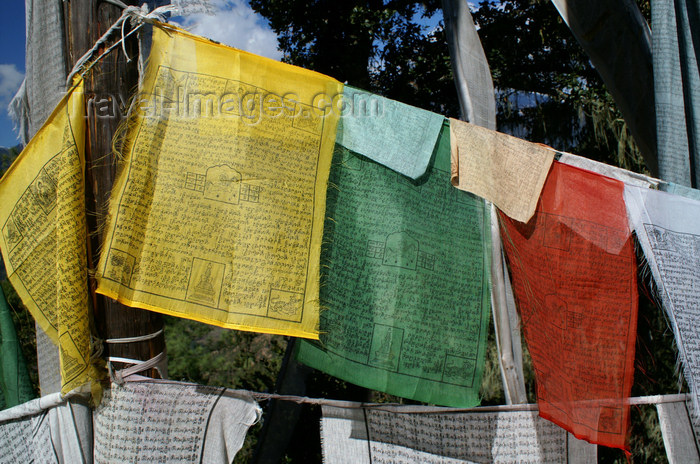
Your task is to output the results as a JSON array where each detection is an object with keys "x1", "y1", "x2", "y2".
[
  {"x1": 248, "y1": 0, "x2": 459, "y2": 115},
  {"x1": 249, "y1": 0, "x2": 649, "y2": 172}
]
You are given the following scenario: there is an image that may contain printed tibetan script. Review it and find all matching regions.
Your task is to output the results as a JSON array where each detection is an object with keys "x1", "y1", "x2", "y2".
[
  {"x1": 500, "y1": 162, "x2": 638, "y2": 450},
  {"x1": 625, "y1": 186, "x2": 700, "y2": 422},
  {"x1": 297, "y1": 124, "x2": 491, "y2": 407},
  {"x1": 321, "y1": 405, "x2": 566, "y2": 464},
  {"x1": 0, "y1": 79, "x2": 103, "y2": 396},
  {"x1": 96, "y1": 24, "x2": 342, "y2": 338},
  {"x1": 94, "y1": 380, "x2": 260, "y2": 463}
]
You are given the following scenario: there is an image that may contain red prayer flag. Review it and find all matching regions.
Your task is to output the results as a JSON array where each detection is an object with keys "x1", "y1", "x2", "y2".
[{"x1": 499, "y1": 161, "x2": 638, "y2": 450}]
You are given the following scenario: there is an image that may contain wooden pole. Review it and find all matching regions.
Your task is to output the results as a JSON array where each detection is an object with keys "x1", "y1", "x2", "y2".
[{"x1": 62, "y1": 0, "x2": 166, "y2": 377}]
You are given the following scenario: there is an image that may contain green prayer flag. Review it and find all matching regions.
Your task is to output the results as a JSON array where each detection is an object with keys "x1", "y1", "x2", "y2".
[
  {"x1": 0, "y1": 286, "x2": 34, "y2": 409},
  {"x1": 297, "y1": 122, "x2": 491, "y2": 407}
]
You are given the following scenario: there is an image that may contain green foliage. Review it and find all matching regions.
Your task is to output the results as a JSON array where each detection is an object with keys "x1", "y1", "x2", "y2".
[
  {"x1": 619, "y1": 282, "x2": 681, "y2": 463},
  {"x1": 479, "y1": 316, "x2": 506, "y2": 405},
  {"x1": 164, "y1": 316, "x2": 287, "y2": 462},
  {"x1": 0, "y1": 146, "x2": 21, "y2": 179},
  {"x1": 473, "y1": 0, "x2": 647, "y2": 173},
  {"x1": 164, "y1": 315, "x2": 286, "y2": 391},
  {"x1": 248, "y1": 0, "x2": 460, "y2": 116}
]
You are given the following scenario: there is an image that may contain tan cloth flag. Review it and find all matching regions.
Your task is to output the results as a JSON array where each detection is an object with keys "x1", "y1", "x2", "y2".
[{"x1": 449, "y1": 118, "x2": 553, "y2": 223}]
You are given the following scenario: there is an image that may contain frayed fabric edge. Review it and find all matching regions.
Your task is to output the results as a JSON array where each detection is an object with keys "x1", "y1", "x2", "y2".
[{"x1": 8, "y1": 79, "x2": 29, "y2": 147}]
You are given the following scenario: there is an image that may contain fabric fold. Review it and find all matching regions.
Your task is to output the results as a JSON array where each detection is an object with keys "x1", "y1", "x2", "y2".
[
  {"x1": 336, "y1": 86, "x2": 445, "y2": 180},
  {"x1": 558, "y1": 152, "x2": 658, "y2": 189},
  {"x1": 659, "y1": 181, "x2": 700, "y2": 202},
  {"x1": 653, "y1": 0, "x2": 700, "y2": 186},
  {"x1": 550, "y1": 0, "x2": 656, "y2": 174},
  {"x1": 14, "y1": 0, "x2": 69, "y2": 145}
]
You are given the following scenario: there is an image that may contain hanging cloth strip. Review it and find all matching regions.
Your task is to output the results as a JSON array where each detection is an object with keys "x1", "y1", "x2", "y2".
[
  {"x1": 624, "y1": 185, "x2": 700, "y2": 445},
  {"x1": 500, "y1": 161, "x2": 638, "y2": 451},
  {"x1": 93, "y1": 379, "x2": 261, "y2": 463}
]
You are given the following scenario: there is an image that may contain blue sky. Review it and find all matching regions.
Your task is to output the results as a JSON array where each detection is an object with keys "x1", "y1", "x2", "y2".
[{"x1": 0, "y1": 2, "x2": 27, "y2": 148}]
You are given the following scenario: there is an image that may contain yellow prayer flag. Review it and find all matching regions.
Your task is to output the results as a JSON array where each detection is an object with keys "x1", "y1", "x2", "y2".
[
  {"x1": 0, "y1": 79, "x2": 103, "y2": 397},
  {"x1": 96, "y1": 24, "x2": 343, "y2": 339}
]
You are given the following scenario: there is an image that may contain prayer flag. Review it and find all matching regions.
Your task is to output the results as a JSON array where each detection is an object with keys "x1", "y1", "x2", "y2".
[
  {"x1": 297, "y1": 122, "x2": 491, "y2": 407},
  {"x1": 653, "y1": 0, "x2": 700, "y2": 185},
  {"x1": 0, "y1": 393, "x2": 91, "y2": 463},
  {"x1": 625, "y1": 186, "x2": 700, "y2": 424},
  {"x1": 94, "y1": 380, "x2": 260, "y2": 463},
  {"x1": 449, "y1": 119, "x2": 554, "y2": 223},
  {"x1": 95, "y1": 24, "x2": 342, "y2": 339},
  {"x1": 0, "y1": 79, "x2": 103, "y2": 397},
  {"x1": 500, "y1": 161, "x2": 638, "y2": 450},
  {"x1": 321, "y1": 404, "x2": 567, "y2": 463},
  {"x1": 336, "y1": 86, "x2": 444, "y2": 179}
]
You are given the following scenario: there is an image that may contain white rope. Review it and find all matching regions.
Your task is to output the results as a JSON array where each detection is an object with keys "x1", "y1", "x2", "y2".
[
  {"x1": 109, "y1": 351, "x2": 167, "y2": 383},
  {"x1": 105, "y1": 328, "x2": 163, "y2": 344},
  {"x1": 249, "y1": 392, "x2": 693, "y2": 414},
  {"x1": 10, "y1": 375, "x2": 682, "y2": 418},
  {"x1": 65, "y1": 4, "x2": 177, "y2": 87},
  {"x1": 0, "y1": 390, "x2": 89, "y2": 424},
  {"x1": 102, "y1": 377, "x2": 690, "y2": 413},
  {"x1": 0, "y1": 393, "x2": 64, "y2": 423},
  {"x1": 66, "y1": 6, "x2": 139, "y2": 86}
]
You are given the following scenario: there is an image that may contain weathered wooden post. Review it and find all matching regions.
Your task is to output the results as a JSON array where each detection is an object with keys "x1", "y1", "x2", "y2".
[{"x1": 62, "y1": 0, "x2": 166, "y2": 377}]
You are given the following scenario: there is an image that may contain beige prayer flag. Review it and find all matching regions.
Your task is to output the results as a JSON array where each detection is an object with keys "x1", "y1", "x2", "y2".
[
  {"x1": 321, "y1": 404, "x2": 567, "y2": 463},
  {"x1": 0, "y1": 392, "x2": 92, "y2": 463},
  {"x1": 95, "y1": 24, "x2": 342, "y2": 338},
  {"x1": 0, "y1": 79, "x2": 103, "y2": 398},
  {"x1": 94, "y1": 380, "x2": 261, "y2": 463},
  {"x1": 449, "y1": 118, "x2": 554, "y2": 223}
]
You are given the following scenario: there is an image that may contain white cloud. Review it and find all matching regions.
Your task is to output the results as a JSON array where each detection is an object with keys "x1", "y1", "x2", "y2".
[
  {"x1": 0, "y1": 64, "x2": 24, "y2": 107},
  {"x1": 172, "y1": 0, "x2": 282, "y2": 61}
]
